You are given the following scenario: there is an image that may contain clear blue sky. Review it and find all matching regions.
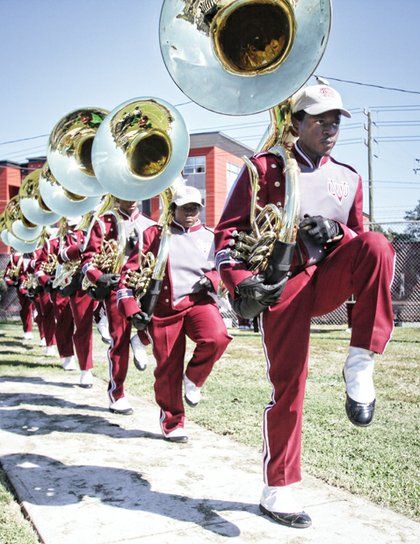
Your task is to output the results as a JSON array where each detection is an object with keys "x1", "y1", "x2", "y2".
[{"x1": 1, "y1": 0, "x2": 419, "y2": 223}]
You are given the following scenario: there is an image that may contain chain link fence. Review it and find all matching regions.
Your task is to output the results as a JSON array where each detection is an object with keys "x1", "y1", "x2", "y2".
[{"x1": 1, "y1": 222, "x2": 419, "y2": 327}]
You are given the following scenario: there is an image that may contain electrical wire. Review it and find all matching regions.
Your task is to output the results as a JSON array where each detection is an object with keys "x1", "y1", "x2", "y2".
[{"x1": 315, "y1": 76, "x2": 420, "y2": 95}]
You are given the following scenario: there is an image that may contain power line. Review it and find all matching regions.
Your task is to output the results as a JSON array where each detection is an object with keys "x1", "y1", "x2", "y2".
[
  {"x1": 0, "y1": 134, "x2": 48, "y2": 146},
  {"x1": 315, "y1": 75, "x2": 420, "y2": 95}
]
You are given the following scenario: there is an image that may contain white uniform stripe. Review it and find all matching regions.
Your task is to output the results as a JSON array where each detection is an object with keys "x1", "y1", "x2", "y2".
[{"x1": 259, "y1": 311, "x2": 276, "y2": 484}]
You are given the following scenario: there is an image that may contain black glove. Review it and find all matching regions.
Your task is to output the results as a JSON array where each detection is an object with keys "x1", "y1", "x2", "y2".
[
  {"x1": 131, "y1": 311, "x2": 151, "y2": 331},
  {"x1": 88, "y1": 273, "x2": 120, "y2": 301},
  {"x1": 236, "y1": 274, "x2": 283, "y2": 305},
  {"x1": 198, "y1": 275, "x2": 213, "y2": 293},
  {"x1": 231, "y1": 274, "x2": 286, "y2": 320},
  {"x1": 97, "y1": 273, "x2": 120, "y2": 289},
  {"x1": 44, "y1": 279, "x2": 54, "y2": 293},
  {"x1": 299, "y1": 215, "x2": 341, "y2": 244}
]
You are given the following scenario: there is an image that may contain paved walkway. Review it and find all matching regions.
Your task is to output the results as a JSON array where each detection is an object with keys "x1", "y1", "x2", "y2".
[{"x1": 0, "y1": 368, "x2": 419, "y2": 543}]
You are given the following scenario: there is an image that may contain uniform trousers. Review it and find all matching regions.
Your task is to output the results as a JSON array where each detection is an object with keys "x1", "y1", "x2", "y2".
[
  {"x1": 105, "y1": 290, "x2": 132, "y2": 402},
  {"x1": 260, "y1": 231, "x2": 395, "y2": 486},
  {"x1": 149, "y1": 301, "x2": 232, "y2": 434},
  {"x1": 33, "y1": 297, "x2": 44, "y2": 339},
  {"x1": 51, "y1": 291, "x2": 75, "y2": 358},
  {"x1": 70, "y1": 290, "x2": 95, "y2": 371},
  {"x1": 17, "y1": 290, "x2": 33, "y2": 333},
  {"x1": 38, "y1": 291, "x2": 56, "y2": 347}
]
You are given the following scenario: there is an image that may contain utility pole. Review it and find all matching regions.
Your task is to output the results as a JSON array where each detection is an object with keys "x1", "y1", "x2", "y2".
[{"x1": 364, "y1": 109, "x2": 374, "y2": 226}]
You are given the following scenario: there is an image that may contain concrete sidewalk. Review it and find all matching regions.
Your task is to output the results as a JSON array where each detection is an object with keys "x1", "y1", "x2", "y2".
[{"x1": 0, "y1": 371, "x2": 418, "y2": 544}]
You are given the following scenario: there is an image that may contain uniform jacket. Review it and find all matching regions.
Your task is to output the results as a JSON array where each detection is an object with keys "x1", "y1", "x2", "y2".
[
  {"x1": 81, "y1": 208, "x2": 155, "y2": 285},
  {"x1": 4, "y1": 253, "x2": 29, "y2": 286},
  {"x1": 118, "y1": 221, "x2": 220, "y2": 319},
  {"x1": 214, "y1": 142, "x2": 364, "y2": 296}
]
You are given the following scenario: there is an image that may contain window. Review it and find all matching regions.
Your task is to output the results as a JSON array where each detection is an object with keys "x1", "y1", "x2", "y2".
[{"x1": 183, "y1": 156, "x2": 206, "y2": 175}]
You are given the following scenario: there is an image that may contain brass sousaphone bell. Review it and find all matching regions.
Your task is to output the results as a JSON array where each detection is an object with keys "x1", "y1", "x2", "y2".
[
  {"x1": 4, "y1": 196, "x2": 43, "y2": 243},
  {"x1": 19, "y1": 169, "x2": 61, "y2": 226},
  {"x1": 40, "y1": 108, "x2": 109, "y2": 218},
  {"x1": 2, "y1": 197, "x2": 44, "y2": 253},
  {"x1": 160, "y1": 0, "x2": 331, "y2": 115},
  {"x1": 92, "y1": 97, "x2": 189, "y2": 201}
]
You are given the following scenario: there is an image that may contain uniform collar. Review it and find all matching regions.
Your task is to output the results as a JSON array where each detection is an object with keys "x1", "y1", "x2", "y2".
[
  {"x1": 171, "y1": 219, "x2": 202, "y2": 233},
  {"x1": 117, "y1": 208, "x2": 140, "y2": 221},
  {"x1": 294, "y1": 141, "x2": 330, "y2": 169}
]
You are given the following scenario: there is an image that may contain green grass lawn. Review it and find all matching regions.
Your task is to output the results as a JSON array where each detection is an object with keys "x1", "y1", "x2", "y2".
[{"x1": 0, "y1": 321, "x2": 419, "y2": 543}]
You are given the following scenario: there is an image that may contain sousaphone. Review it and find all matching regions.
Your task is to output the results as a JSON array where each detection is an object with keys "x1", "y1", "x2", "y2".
[
  {"x1": 19, "y1": 169, "x2": 61, "y2": 226},
  {"x1": 39, "y1": 162, "x2": 101, "y2": 218},
  {"x1": 160, "y1": 0, "x2": 331, "y2": 115},
  {"x1": 47, "y1": 108, "x2": 109, "y2": 197},
  {"x1": 4, "y1": 196, "x2": 43, "y2": 243},
  {"x1": 92, "y1": 97, "x2": 189, "y2": 200}
]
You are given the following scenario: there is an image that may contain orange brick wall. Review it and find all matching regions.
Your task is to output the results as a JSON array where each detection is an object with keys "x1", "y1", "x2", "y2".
[{"x1": 0, "y1": 164, "x2": 22, "y2": 253}]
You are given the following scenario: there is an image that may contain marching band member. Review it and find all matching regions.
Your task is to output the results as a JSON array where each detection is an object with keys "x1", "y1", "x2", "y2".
[
  {"x1": 25, "y1": 244, "x2": 57, "y2": 355},
  {"x1": 214, "y1": 84, "x2": 395, "y2": 527},
  {"x1": 81, "y1": 198, "x2": 154, "y2": 414},
  {"x1": 119, "y1": 185, "x2": 231, "y2": 442},
  {"x1": 4, "y1": 250, "x2": 34, "y2": 342},
  {"x1": 35, "y1": 222, "x2": 76, "y2": 369},
  {"x1": 56, "y1": 217, "x2": 97, "y2": 387}
]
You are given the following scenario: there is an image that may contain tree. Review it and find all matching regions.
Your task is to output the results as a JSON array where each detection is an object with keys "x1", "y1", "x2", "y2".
[{"x1": 404, "y1": 200, "x2": 420, "y2": 240}]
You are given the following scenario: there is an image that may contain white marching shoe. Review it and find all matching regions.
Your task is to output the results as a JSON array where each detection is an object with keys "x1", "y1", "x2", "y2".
[
  {"x1": 22, "y1": 331, "x2": 33, "y2": 341},
  {"x1": 44, "y1": 345, "x2": 58, "y2": 357},
  {"x1": 259, "y1": 485, "x2": 312, "y2": 529},
  {"x1": 183, "y1": 374, "x2": 202, "y2": 407},
  {"x1": 96, "y1": 315, "x2": 111, "y2": 344},
  {"x1": 79, "y1": 369, "x2": 93, "y2": 388},
  {"x1": 130, "y1": 334, "x2": 149, "y2": 371},
  {"x1": 39, "y1": 337, "x2": 46, "y2": 347},
  {"x1": 163, "y1": 427, "x2": 188, "y2": 443},
  {"x1": 61, "y1": 355, "x2": 78, "y2": 371},
  {"x1": 109, "y1": 397, "x2": 133, "y2": 415},
  {"x1": 343, "y1": 346, "x2": 376, "y2": 427}
]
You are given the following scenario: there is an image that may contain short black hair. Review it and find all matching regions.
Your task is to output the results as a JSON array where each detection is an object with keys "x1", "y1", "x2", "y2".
[{"x1": 292, "y1": 110, "x2": 306, "y2": 122}]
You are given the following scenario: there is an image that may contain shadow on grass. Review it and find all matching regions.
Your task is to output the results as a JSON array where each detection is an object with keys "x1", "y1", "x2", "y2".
[{"x1": 1, "y1": 452, "x2": 255, "y2": 537}]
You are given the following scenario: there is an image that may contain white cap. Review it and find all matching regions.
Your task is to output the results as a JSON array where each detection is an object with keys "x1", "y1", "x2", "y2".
[
  {"x1": 292, "y1": 84, "x2": 351, "y2": 118},
  {"x1": 171, "y1": 185, "x2": 203, "y2": 207}
]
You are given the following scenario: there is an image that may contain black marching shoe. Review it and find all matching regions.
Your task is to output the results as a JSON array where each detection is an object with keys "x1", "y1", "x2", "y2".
[
  {"x1": 259, "y1": 504, "x2": 312, "y2": 529},
  {"x1": 345, "y1": 394, "x2": 375, "y2": 427}
]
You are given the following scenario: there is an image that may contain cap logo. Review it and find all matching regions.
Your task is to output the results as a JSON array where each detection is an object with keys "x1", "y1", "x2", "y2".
[{"x1": 319, "y1": 86, "x2": 335, "y2": 98}]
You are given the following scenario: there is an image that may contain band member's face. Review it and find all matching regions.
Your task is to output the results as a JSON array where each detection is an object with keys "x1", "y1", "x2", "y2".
[
  {"x1": 117, "y1": 199, "x2": 137, "y2": 214},
  {"x1": 294, "y1": 110, "x2": 341, "y2": 161},
  {"x1": 174, "y1": 203, "x2": 201, "y2": 228}
]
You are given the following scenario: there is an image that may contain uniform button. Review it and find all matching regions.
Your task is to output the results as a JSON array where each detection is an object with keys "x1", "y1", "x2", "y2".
[
  {"x1": 164, "y1": 285, "x2": 168, "y2": 290},
  {"x1": 165, "y1": 298, "x2": 169, "y2": 303},
  {"x1": 274, "y1": 181, "x2": 280, "y2": 187},
  {"x1": 277, "y1": 202, "x2": 282, "y2": 207},
  {"x1": 271, "y1": 164, "x2": 277, "y2": 169}
]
